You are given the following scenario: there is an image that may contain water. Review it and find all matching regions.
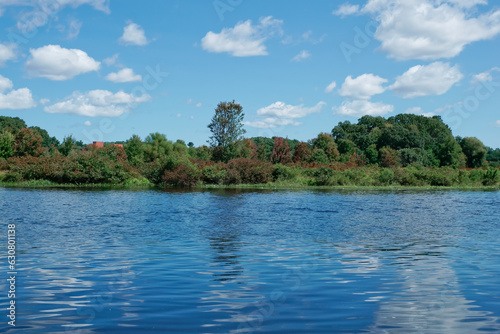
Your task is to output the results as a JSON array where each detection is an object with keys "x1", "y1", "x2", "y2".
[{"x1": 1, "y1": 188, "x2": 500, "y2": 333}]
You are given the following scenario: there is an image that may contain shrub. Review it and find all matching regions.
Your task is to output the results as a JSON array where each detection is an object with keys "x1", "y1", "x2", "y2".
[
  {"x1": 162, "y1": 163, "x2": 200, "y2": 187},
  {"x1": 378, "y1": 168, "x2": 394, "y2": 185},
  {"x1": 201, "y1": 165, "x2": 226, "y2": 184},
  {"x1": 483, "y1": 168, "x2": 499, "y2": 186},
  {"x1": 222, "y1": 158, "x2": 274, "y2": 185},
  {"x1": 272, "y1": 164, "x2": 299, "y2": 182}
]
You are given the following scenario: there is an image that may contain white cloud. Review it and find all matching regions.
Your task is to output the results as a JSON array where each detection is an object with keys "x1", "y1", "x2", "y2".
[
  {"x1": 26, "y1": 45, "x2": 100, "y2": 81},
  {"x1": 405, "y1": 107, "x2": 435, "y2": 117},
  {"x1": 333, "y1": 3, "x2": 360, "y2": 16},
  {"x1": 325, "y1": 81, "x2": 337, "y2": 93},
  {"x1": 496, "y1": 120, "x2": 500, "y2": 128},
  {"x1": 405, "y1": 107, "x2": 424, "y2": 114},
  {"x1": 196, "y1": 102, "x2": 202, "y2": 108},
  {"x1": 66, "y1": 19, "x2": 82, "y2": 39},
  {"x1": 339, "y1": 74, "x2": 388, "y2": 99},
  {"x1": 257, "y1": 101, "x2": 325, "y2": 118},
  {"x1": 0, "y1": 42, "x2": 16, "y2": 66},
  {"x1": 291, "y1": 50, "x2": 311, "y2": 62},
  {"x1": 0, "y1": 75, "x2": 13, "y2": 93},
  {"x1": 472, "y1": 67, "x2": 500, "y2": 83},
  {"x1": 201, "y1": 16, "x2": 283, "y2": 57},
  {"x1": 0, "y1": 75, "x2": 36, "y2": 110},
  {"x1": 245, "y1": 117, "x2": 301, "y2": 129},
  {"x1": 390, "y1": 61, "x2": 463, "y2": 98},
  {"x1": 105, "y1": 68, "x2": 142, "y2": 83},
  {"x1": 103, "y1": 54, "x2": 119, "y2": 66},
  {"x1": 40, "y1": 98, "x2": 50, "y2": 105},
  {"x1": 84, "y1": 120, "x2": 91, "y2": 126},
  {"x1": 119, "y1": 22, "x2": 149, "y2": 46},
  {"x1": 361, "y1": 0, "x2": 500, "y2": 60},
  {"x1": 334, "y1": 100, "x2": 394, "y2": 117},
  {"x1": 247, "y1": 101, "x2": 325, "y2": 128},
  {"x1": 4, "y1": 0, "x2": 109, "y2": 32},
  {"x1": 246, "y1": 101, "x2": 325, "y2": 128},
  {"x1": 44, "y1": 90, "x2": 151, "y2": 117}
]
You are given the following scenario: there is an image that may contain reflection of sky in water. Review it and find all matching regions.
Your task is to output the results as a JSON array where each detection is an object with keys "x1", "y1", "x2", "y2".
[{"x1": 0, "y1": 189, "x2": 499, "y2": 333}]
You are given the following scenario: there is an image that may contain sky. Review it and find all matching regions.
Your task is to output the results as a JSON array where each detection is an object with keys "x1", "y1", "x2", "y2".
[{"x1": 0, "y1": 0, "x2": 499, "y2": 148}]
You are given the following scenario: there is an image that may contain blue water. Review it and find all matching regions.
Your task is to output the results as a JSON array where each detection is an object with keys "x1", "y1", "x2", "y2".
[{"x1": 1, "y1": 188, "x2": 500, "y2": 333}]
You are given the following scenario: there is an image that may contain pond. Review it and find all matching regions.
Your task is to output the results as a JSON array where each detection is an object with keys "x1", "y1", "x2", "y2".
[{"x1": 1, "y1": 188, "x2": 499, "y2": 333}]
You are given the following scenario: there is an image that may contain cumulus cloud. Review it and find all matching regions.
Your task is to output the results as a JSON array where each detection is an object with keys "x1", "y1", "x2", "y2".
[
  {"x1": 333, "y1": 3, "x2": 360, "y2": 16},
  {"x1": 361, "y1": 0, "x2": 500, "y2": 60},
  {"x1": 0, "y1": 75, "x2": 36, "y2": 110},
  {"x1": 325, "y1": 81, "x2": 337, "y2": 93},
  {"x1": 0, "y1": 75, "x2": 13, "y2": 93},
  {"x1": 245, "y1": 117, "x2": 301, "y2": 129},
  {"x1": 291, "y1": 50, "x2": 311, "y2": 62},
  {"x1": 390, "y1": 62, "x2": 463, "y2": 98},
  {"x1": 105, "y1": 68, "x2": 142, "y2": 83},
  {"x1": 26, "y1": 45, "x2": 100, "y2": 80},
  {"x1": 2, "y1": 0, "x2": 109, "y2": 32},
  {"x1": 334, "y1": 100, "x2": 394, "y2": 117},
  {"x1": 201, "y1": 16, "x2": 283, "y2": 57},
  {"x1": 405, "y1": 107, "x2": 435, "y2": 117},
  {"x1": 0, "y1": 42, "x2": 16, "y2": 66},
  {"x1": 119, "y1": 22, "x2": 149, "y2": 46},
  {"x1": 44, "y1": 90, "x2": 151, "y2": 117},
  {"x1": 339, "y1": 74, "x2": 388, "y2": 99},
  {"x1": 471, "y1": 67, "x2": 500, "y2": 83},
  {"x1": 245, "y1": 101, "x2": 325, "y2": 128},
  {"x1": 103, "y1": 54, "x2": 119, "y2": 66},
  {"x1": 496, "y1": 120, "x2": 500, "y2": 128}
]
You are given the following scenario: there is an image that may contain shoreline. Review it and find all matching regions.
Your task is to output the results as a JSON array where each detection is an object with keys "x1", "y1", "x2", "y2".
[{"x1": 1, "y1": 181, "x2": 498, "y2": 192}]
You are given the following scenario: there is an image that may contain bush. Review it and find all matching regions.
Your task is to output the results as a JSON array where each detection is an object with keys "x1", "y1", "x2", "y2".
[
  {"x1": 378, "y1": 168, "x2": 394, "y2": 185},
  {"x1": 272, "y1": 164, "x2": 299, "y2": 182},
  {"x1": 201, "y1": 165, "x2": 226, "y2": 184},
  {"x1": 162, "y1": 163, "x2": 200, "y2": 187},
  {"x1": 222, "y1": 158, "x2": 274, "y2": 185},
  {"x1": 483, "y1": 168, "x2": 499, "y2": 186}
]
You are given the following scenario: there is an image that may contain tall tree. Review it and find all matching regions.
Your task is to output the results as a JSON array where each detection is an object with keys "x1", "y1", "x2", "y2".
[
  {"x1": 14, "y1": 128, "x2": 44, "y2": 157},
  {"x1": 0, "y1": 131, "x2": 15, "y2": 159},
  {"x1": 459, "y1": 137, "x2": 487, "y2": 168},
  {"x1": 59, "y1": 135, "x2": 76, "y2": 157},
  {"x1": 207, "y1": 100, "x2": 246, "y2": 162},
  {"x1": 270, "y1": 137, "x2": 292, "y2": 164}
]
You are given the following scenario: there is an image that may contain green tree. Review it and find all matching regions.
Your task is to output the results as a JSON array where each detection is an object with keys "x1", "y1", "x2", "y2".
[
  {"x1": 312, "y1": 133, "x2": 339, "y2": 162},
  {"x1": 459, "y1": 137, "x2": 487, "y2": 168},
  {"x1": 0, "y1": 131, "x2": 15, "y2": 159},
  {"x1": 125, "y1": 135, "x2": 145, "y2": 165},
  {"x1": 207, "y1": 100, "x2": 246, "y2": 162},
  {"x1": 14, "y1": 128, "x2": 44, "y2": 157},
  {"x1": 0, "y1": 116, "x2": 27, "y2": 134},
  {"x1": 144, "y1": 133, "x2": 173, "y2": 162},
  {"x1": 30, "y1": 126, "x2": 60, "y2": 148},
  {"x1": 59, "y1": 135, "x2": 76, "y2": 157}
]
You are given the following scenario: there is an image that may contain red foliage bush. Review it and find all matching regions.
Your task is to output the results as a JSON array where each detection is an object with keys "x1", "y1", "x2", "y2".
[
  {"x1": 162, "y1": 163, "x2": 200, "y2": 187},
  {"x1": 222, "y1": 158, "x2": 274, "y2": 184}
]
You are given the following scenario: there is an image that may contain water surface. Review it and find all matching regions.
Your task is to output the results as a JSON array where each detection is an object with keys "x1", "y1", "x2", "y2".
[{"x1": 1, "y1": 188, "x2": 499, "y2": 333}]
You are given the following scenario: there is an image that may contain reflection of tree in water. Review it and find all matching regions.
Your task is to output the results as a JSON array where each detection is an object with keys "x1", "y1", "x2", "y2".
[
  {"x1": 205, "y1": 192, "x2": 249, "y2": 282},
  {"x1": 198, "y1": 192, "x2": 266, "y2": 331},
  {"x1": 207, "y1": 236, "x2": 244, "y2": 282}
]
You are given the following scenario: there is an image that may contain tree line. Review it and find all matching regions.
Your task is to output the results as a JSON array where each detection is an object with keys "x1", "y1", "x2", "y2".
[{"x1": 0, "y1": 101, "x2": 499, "y2": 187}]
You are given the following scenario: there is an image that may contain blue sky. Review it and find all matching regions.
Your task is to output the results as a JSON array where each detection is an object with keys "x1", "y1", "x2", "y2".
[{"x1": 0, "y1": 0, "x2": 499, "y2": 148}]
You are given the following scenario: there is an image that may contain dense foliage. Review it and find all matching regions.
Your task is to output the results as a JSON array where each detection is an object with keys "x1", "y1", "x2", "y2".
[{"x1": 0, "y1": 111, "x2": 498, "y2": 188}]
